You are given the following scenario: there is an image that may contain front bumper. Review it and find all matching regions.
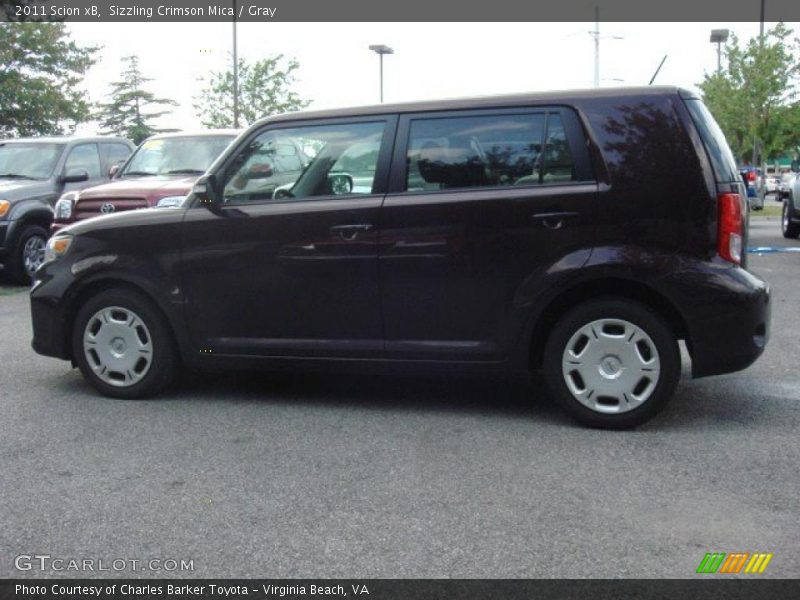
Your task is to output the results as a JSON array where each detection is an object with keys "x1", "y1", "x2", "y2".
[
  {"x1": 0, "y1": 221, "x2": 8, "y2": 258},
  {"x1": 30, "y1": 260, "x2": 74, "y2": 360}
]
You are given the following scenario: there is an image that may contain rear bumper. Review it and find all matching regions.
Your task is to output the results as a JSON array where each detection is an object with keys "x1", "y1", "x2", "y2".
[{"x1": 666, "y1": 262, "x2": 770, "y2": 378}]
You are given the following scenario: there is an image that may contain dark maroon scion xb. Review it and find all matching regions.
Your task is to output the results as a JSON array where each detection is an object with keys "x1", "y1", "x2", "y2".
[{"x1": 30, "y1": 87, "x2": 770, "y2": 428}]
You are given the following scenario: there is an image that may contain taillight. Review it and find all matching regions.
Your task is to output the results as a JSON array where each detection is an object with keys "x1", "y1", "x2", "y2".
[
  {"x1": 718, "y1": 193, "x2": 743, "y2": 264},
  {"x1": 746, "y1": 171, "x2": 756, "y2": 182}
]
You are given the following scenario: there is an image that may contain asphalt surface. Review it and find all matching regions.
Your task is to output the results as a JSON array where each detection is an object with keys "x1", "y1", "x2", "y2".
[{"x1": 0, "y1": 215, "x2": 798, "y2": 579}]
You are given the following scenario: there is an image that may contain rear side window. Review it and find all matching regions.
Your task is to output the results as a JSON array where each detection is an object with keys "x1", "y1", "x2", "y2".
[
  {"x1": 405, "y1": 112, "x2": 581, "y2": 192},
  {"x1": 684, "y1": 99, "x2": 739, "y2": 183}
]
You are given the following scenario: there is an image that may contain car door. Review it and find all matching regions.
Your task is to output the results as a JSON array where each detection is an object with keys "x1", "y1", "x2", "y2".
[
  {"x1": 380, "y1": 107, "x2": 597, "y2": 361},
  {"x1": 180, "y1": 116, "x2": 396, "y2": 358}
]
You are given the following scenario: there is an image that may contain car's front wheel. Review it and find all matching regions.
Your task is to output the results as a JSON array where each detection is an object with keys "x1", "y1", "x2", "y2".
[
  {"x1": 72, "y1": 289, "x2": 178, "y2": 398},
  {"x1": 542, "y1": 298, "x2": 680, "y2": 429},
  {"x1": 7, "y1": 224, "x2": 48, "y2": 285}
]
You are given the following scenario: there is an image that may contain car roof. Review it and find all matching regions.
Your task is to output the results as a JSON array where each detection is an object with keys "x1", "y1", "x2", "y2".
[
  {"x1": 258, "y1": 86, "x2": 688, "y2": 125},
  {"x1": 145, "y1": 129, "x2": 241, "y2": 140},
  {"x1": 0, "y1": 135, "x2": 132, "y2": 145}
]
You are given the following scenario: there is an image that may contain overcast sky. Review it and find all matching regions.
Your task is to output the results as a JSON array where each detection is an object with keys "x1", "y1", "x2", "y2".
[{"x1": 66, "y1": 21, "x2": 793, "y2": 133}]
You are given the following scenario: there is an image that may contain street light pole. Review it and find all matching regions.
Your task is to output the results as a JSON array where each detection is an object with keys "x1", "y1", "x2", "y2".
[
  {"x1": 379, "y1": 53, "x2": 384, "y2": 103},
  {"x1": 709, "y1": 29, "x2": 729, "y2": 75},
  {"x1": 232, "y1": 0, "x2": 239, "y2": 128},
  {"x1": 369, "y1": 44, "x2": 394, "y2": 103},
  {"x1": 592, "y1": 6, "x2": 599, "y2": 87}
]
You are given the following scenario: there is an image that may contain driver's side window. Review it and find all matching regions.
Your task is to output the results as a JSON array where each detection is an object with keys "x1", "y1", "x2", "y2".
[
  {"x1": 64, "y1": 143, "x2": 102, "y2": 179},
  {"x1": 222, "y1": 121, "x2": 385, "y2": 205}
]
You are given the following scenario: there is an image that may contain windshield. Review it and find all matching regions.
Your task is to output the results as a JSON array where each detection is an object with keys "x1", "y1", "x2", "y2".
[
  {"x1": 0, "y1": 143, "x2": 64, "y2": 180},
  {"x1": 122, "y1": 136, "x2": 234, "y2": 176}
]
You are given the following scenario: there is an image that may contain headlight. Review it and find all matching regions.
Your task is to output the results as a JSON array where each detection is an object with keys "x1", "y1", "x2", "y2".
[
  {"x1": 156, "y1": 195, "x2": 186, "y2": 209},
  {"x1": 54, "y1": 197, "x2": 74, "y2": 220},
  {"x1": 0, "y1": 199, "x2": 10, "y2": 218},
  {"x1": 44, "y1": 235, "x2": 73, "y2": 263}
]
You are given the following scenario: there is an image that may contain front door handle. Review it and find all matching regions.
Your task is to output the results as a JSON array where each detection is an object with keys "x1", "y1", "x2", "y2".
[
  {"x1": 330, "y1": 224, "x2": 373, "y2": 240},
  {"x1": 530, "y1": 211, "x2": 579, "y2": 230}
]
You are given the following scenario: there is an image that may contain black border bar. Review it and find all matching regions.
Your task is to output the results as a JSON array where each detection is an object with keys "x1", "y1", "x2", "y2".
[
  {"x1": 2, "y1": 580, "x2": 800, "y2": 600},
  {"x1": 2, "y1": 0, "x2": 800, "y2": 22}
]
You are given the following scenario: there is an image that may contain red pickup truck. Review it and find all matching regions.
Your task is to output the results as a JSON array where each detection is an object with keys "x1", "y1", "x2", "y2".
[{"x1": 51, "y1": 130, "x2": 239, "y2": 233}]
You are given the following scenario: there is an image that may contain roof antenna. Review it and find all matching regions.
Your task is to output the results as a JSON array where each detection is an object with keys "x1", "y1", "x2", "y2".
[{"x1": 649, "y1": 55, "x2": 668, "y2": 85}]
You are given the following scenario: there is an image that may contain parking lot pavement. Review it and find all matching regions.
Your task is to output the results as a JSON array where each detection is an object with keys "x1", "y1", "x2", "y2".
[{"x1": 0, "y1": 217, "x2": 798, "y2": 579}]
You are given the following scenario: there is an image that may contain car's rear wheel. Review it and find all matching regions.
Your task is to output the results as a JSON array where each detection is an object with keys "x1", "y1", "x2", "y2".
[
  {"x1": 7, "y1": 224, "x2": 48, "y2": 285},
  {"x1": 542, "y1": 298, "x2": 680, "y2": 429},
  {"x1": 72, "y1": 289, "x2": 178, "y2": 398},
  {"x1": 782, "y1": 199, "x2": 800, "y2": 239}
]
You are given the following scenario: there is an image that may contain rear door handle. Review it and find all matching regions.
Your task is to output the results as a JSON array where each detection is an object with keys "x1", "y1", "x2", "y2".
[
  {"x1": 530, "y1": 211, "x2": 579, "y2": 230},
  {"x1": 330, "y1": 224, "x2": 373, "y2": 240}
]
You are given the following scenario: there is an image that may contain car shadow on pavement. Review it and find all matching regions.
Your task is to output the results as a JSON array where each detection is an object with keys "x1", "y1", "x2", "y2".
[
  {"x1": 51, "y1": 358, "x2": 781, "y2": 431},
  {"x1": 0, "y1": 272, "x2": 28, "y2": 296},
  {"x1": 174, "y1": 368, "x2": 571, "y2": 422}
]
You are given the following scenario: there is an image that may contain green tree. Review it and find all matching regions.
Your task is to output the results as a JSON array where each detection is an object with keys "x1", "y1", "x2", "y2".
[
  {"x1": 193, "y1": 55, "x2": 310, "y2": 128},
  {"x1": 0, "y1": 22, "x2": 97, "y2": 137},
  {"x1": 699, "y1": 23, "x2": 800, "y2": 165},
  {"x1": 96, "y1": 55, "x2": 178, "y2": 145}
]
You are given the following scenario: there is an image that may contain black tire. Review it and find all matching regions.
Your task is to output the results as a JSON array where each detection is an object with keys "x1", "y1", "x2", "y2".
[
  {"x1": 782, "y1": 198, "x2": 800, "y2": 239},
  {"x1": 542, "y1": 298, "x2": 680, "y2": 429},
  {"x1": 71, "y1": 288, "x2": 178, "y2": 399},
  {"x1": 6, "y1": 224, "x2": 48, "y2": 285}
]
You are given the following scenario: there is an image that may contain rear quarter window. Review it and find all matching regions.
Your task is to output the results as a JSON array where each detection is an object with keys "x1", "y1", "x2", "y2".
[{"x1": 684, "y1": 99, "x2": 740, "y2": 184}]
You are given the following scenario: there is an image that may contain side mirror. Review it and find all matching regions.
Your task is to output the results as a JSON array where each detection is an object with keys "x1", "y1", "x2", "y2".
[
  {"x1": 109, "y1": 164, "x2": 120, "y2": 178},
  {"x1": 329, "y1": 173, "x2": 353, "y2": 195},
  {"x1": 192, "y1": 174, "x2": 220, "y2": 206},
  {"x1": 61, "y1": 169, "x2": 89, "y2": 184}
]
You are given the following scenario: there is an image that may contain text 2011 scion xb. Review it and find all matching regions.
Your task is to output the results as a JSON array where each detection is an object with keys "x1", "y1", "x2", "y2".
[{"x1": 30, "y1": 87, "x2": 770, "y2": 429}]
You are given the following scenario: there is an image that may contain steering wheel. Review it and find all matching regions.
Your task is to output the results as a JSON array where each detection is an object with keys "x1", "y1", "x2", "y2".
[{"x1": 272, "y1": 187, "x2": 293, "y2": 200}]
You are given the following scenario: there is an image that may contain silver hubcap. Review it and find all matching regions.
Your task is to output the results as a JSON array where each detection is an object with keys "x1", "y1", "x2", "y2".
[
  {"x1": 23, "y1": 235, "x2": 46, "y2": 276},
  {"x1": 83, "y1": 306, "x2": 153, "y2": 387},
  {"x1": 783, "y1": 204, "x2": 789, "y2": 231},
  {"x1": 561, "y1": 318, "x2": 661, "y2": 414}
]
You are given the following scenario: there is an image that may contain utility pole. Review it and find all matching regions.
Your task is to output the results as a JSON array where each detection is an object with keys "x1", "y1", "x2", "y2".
[
  {"x1": 232, "y1": 0, "x2": 240, "y2": 128},
  {"x1": 754, "y1": 0, "x2": 766, "y2": 165},
  {"x1": 589, "y1": 6, "x2": 622, "y2": 88}
]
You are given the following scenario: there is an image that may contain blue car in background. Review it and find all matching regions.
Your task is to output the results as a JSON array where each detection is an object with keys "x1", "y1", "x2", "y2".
[{"x1": 739, "y1": 166, "x2": 764, "y2": 210}]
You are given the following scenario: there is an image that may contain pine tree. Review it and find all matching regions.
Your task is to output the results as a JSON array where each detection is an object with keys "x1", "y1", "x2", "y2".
[{"x1": 96, "y1": 55, "x2": 178, "y2": 144}]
